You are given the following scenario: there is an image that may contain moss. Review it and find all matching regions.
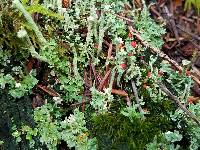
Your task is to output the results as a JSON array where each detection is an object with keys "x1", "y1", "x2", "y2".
[
  {"x1": 0, "y1": 91, "x2": 35, "y2": 149},
  {"x1": 90, "y1": 110, "x2": 172, "y2": 150},
  {"x1": 88, "y1": 86, "x2": 176, "y2": 149}
]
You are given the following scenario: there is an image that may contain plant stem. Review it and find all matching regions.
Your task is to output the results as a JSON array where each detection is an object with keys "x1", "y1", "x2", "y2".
[
  {"x1": 131, "y1": 80, "x2": 145, "y2": 116},
  {"x1": 12, "y1": 0, "x2": 47, "y2": 45}
]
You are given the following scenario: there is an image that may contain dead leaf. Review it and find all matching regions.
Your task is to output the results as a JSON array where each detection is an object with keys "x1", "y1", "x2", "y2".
[
  {"x1": 25, "y1": 57, "x2": 35, "y2": 73},
  {"x1": 180, "y1": 43, "x2": 195, "y2": 57},
  {"x1": 173, "y1": 0, "x2": 183, "y2": 11}
]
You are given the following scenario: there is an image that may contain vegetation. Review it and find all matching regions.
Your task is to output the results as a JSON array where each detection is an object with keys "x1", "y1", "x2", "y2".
[
  {"x1": 0, "y1": 0, "x2": 200, "y2": 149},
  {"x1": 185, "y1": 0, "x2": 200, "y2": 12}
]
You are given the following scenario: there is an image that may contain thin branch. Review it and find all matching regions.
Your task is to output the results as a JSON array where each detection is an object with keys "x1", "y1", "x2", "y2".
[
  {"x1": 125, "y1": 96, "x2": 131, "y2": 107},
  {"x1": 163, "y1": 6, "x2": 180, "y2": 44},
  {"x1": 90, "y1": 59, "x2": 98, "y2": 86},
  {"x1": 129, "y1": 26, "x2": 182, "y2": 70},
  {"x1": 111, "y1": 89, "x2": 128, "y2": 97},
  {"x1": 106, "y1": 42, "x2": 113, "y2": 73},
  {"x1": 114, "y1": 13, "x2": 134, "y2": 23},
  {"x1": 70, "y1": 100, "x2": 90, "y2": 108},
  {"x1": 128, "y1": 26, "x2": 200, "y2": 86},
  {"x1": 37, "y1": 84, "x2": 59, "y2": 97},
  {"x1": 84, "y1": 71, "x2": 91, "y2": 88},
  {"x1": 190, "y1": 40, "x2": 200, "y2": 51},
  {"x1": 131, "y1": 80, "x2": 145, "y2": 115},
  {"x1": 191, "y1": 74, "x2": 200, "y2": 85},
  {"x1": 149, "y1": 5, "x2": 162, "y2": 18},
  {"x1": 158, "y1": 82, "x2": 200, "y2": 126},
  {"x1": 81, "y1": 93, "x2": 86, "y2": 112},
  {"x1": 97, "y1": 70, "x2": 111, "y2": 91},
  {"x1": 177, "y1": 25, "x2": 200, "y2": 41}
]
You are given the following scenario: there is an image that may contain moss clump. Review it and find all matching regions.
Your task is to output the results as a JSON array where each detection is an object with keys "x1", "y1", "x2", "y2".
[{"x1": 90, "y1": 110, "x2": 173, "y2": 150}]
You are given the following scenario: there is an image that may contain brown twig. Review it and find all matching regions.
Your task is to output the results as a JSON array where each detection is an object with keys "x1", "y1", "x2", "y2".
[
  {"x1": 97, "y1": 70, "x2": 111, "y2": 91},
  {"x1": 131, "y1": 80, "x2": 145, "y2": 115},
  {"x1": 70, "y1": 100, "x2": 90, "y2": 108},
  {"x1": 81, "y1": 93, "x2": 86, "y2": 112},
  {"x1": 149, "y1": 5, "x2": 162, "y2": 18},
  {"x1": 106, "y1": 42, "x2": 113, "y2": 72},
  {"x1": 128, "y1": 26, "x2": 182, "y2": 70},
  {"x1": 190, "y1": 40, "x2": 200, "y2": 51},
  {"x1": 111, "y1": 89, "x2": 128, "y2": 97},
  {"x1": 128, "y1": 26, "x2": 200, "y2": 86},
  {"x1": 37, "y1": 84, "x2": 58, "y2": 97},
  {"x1": 103, "y1": 39, "x2": 110, "y2": 47},
  {"x1": 84, "y1": 71, "x2": 92, "y2": 88},
  {"x1": 163, "y1": 6, "x2": 180, "y2": 44},
  {"x1": 169, "y1": 41, "x2": 178, "y2": 49},
  {"x1": 192, "y1": 65, "x2": 200, "y2": 79},
  {"x1": 114, "y1": 13, "x2": 134, "y2": 23},
  {"x1": 191, "y1": 74, "x2": 200, "y2": 85},
  {"x1": 90, "y1": 59, "x2": 98, "y2": 86},
  {"x1": 158, "y1": 82, "x2": 200, "y2": 126},
  {"x1": 177, "y1": 25, "x2": 200, "y2": 41},
  {"x1": 181, "y1": 16, "x2": 194, "y2": 23},
  {"x1": 125, "y1": 96, "x2": 131, "y2": 107}
]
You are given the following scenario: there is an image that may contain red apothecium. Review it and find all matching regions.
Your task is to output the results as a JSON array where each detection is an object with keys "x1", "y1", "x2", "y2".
[
  {"x1": 158, "y1": 71, "x2": 163, "y2": 77},
  {"x1": 147, "y1": 72, "x2": 152, "y2": 78},
  {"x1": 120, "y1": 63, "x2": 126, "y2": 70},
  {"x1": 131, "y1": 41, "x2": 137, "y2": 48},
  {"x1": 128, "y1": 53, "x2": 134, "y2": 56},
  {"x1": 186, "y1": 70, "x2": 191, "y2": 76},
  {"x1": 128, "y1": 32, "x2": 132, "y2": 38}
]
